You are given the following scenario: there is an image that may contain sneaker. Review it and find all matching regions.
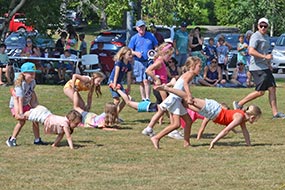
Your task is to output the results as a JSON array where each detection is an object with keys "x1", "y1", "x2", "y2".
[
  {"x1": 118, "y1": 117, "x2": 124, "y2": 123},
  {"x1": 34, "y1": 138, "x2": 47, "y2": 145},
  {"x1": 272, "y1": 112, "x2": 285, "y2": 119},
  {"x1": 6, "y1": 137, "x2": 17, "y2": 147},
  {"x1": 233, "y1": 101, "x2": 242, "y2": 110},
  {"x1": 142, "y1": 127, "x2": 155, "y2": 137},
  {"x1": 167, "y1": 130, "x2": 184, "y2": 140}
]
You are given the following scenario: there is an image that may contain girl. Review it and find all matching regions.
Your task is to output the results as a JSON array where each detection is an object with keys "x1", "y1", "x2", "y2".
[
  {"x1": 142, "y1": 57, "x2": 202, "y2": 149},
  {"x1": 108, "y1": 46, "x2": 133, "y2": 114},
  {"x1": 73, "y1": 91, "x2": 118, "y2": 130},
  {"x1": 146, "y1": 42, "x2": 174, "y2": 125},
  {"x1": 63, "y1": 72, "x2": 106, "y2": 111},
  {"x1": 155, "y1": 85, "x2": 262, "y2": 150},
  {"x1": 6, "y1": 62, "x2": 44, "y2": 147},
  {"x1": 23, "y1": 105, "x2": 82, "y2": 149}
]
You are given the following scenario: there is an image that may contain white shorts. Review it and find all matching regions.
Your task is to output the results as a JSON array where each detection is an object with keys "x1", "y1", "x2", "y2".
[
  {"x1": 159, "y1": 95, "x2": 187, "y2": 115},
  {"x1": 28, "y1": 105, "x2": 52, "y2": 124},
  {"x1": 198, "y1": 99, "x2": 222, "y2": 120}
]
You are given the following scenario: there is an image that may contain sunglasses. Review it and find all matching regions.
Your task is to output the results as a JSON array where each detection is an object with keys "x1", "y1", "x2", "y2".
[
  {"x1": 259, "y1": 24, "x2": 268, "y2": 29},
  {"x1": 211, "y1": 61, "x2": 217, "y2": 63},
  {"x1": 26, "y1": 40, "x2": 32, "y2": 43},
  {"x1": 237, "y1": 64, "x2": 243, "y2": 66}
]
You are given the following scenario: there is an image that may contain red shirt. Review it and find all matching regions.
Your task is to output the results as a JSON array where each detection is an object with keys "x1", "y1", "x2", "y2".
[{"x1": 213, "y1": 109, "x2": 245, "y2": 125}]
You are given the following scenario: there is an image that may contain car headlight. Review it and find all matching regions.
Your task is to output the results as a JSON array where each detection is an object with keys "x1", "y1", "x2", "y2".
[
  {"x1": 272, "y1": 49, "x2": 284, "y2": 57},
  {"x1": 15, "y1": 49, "x2": 22, "y2": 54}
]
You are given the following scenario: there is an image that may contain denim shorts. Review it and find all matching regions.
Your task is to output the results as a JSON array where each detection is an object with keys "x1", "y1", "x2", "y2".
[{"x1": 198, "y1": 99, "x2": 222, "y2": 120}]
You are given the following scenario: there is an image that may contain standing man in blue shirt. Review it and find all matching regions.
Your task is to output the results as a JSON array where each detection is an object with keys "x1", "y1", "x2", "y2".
[
  {"x1": 128, "y1": 20, "x2": 158, "y2": 101},
  {"x1": 173, "y1": 21, "x2": 189, "y2": 67}
]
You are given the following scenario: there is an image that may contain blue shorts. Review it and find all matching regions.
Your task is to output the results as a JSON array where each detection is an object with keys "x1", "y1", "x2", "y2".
[
  {"x1": 109, "y1": 84, "x2": 125, "y2": 98},
  {"x1": 133, "y1": 60, "x2": 149, "y2": 82},
  {"x1": 198, "y1": 99, "x2": 222, "y2": 120}
]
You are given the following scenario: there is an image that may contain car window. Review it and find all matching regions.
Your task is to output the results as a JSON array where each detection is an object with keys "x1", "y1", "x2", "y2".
[
  {"x1": 156, "y1": 28, "x2": 171, "y2": 39},
  {"x1": 275, "y1": 35, "x2": 285, "y2": 46}
]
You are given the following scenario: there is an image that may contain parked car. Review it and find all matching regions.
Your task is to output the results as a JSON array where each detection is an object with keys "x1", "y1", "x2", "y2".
[
  {"x1": 4, "y1": 13, "x2": 34, "y2": 32},
  {"x1": 271, "y1": 33, "x2": 285, "y2": 73},
  {"x1": 5, "y1": 31, "x2": 55, "y2": 56},
  {"x1": 90, "y1": 25, "x2": 175, "y2": 55},
  {"x1": 65, "y1": 10, "x2": 87, "y2": 29},
  {"x1": 269, "y1": 36, "x2": 278, "y2": 53}
]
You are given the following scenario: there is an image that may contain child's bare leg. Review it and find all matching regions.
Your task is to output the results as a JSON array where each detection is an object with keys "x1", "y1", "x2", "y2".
[
  {"x1": 181, "y1": 113, "x2": 192, "y2": 147},
  {"x1": 151, "y1": 114, "x2": 181, "y2": 149},
  {"x1": 147, "y1": 108, "x2": 165, "y2": 129},
  {"x1": 11, "y1": 120, "x2": 25, "y2": 138}
]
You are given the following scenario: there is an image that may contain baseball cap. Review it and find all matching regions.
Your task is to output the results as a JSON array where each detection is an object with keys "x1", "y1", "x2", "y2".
[
  {"x1": 258, "y1": 17, "x2": 269, "y2": 25},
  {"x1": 181, "y1": 21, "x2": 187, "y2": 27},
  {"x1": 136, "y1": 20, "x2": 146, "y2": 27},
  {"x1": 21, "y1": 62, "x2": 41, "y2": 73}
]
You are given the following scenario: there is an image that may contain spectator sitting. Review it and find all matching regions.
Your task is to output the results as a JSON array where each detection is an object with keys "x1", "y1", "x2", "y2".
[
  {"x1": 79, "y1": 33, "x2": 87, "y2": 56},
  {"x1": 166, "y1": 57, "x2": 181, "y2": 81},
  {"x1": 90, "y1": 42, "x2": 112, "y2": 57},
  {"x1": 58, "y1": 49, "x2": 77, "y2": 83},
  {"x1": 198, "y1": 58, "x2": 226, "y2": 87},
  {"x1": 230, "y1": 62, "x2": 254, "y2": 88},
  {"x1": 0, "y1": 43, "x2": 12, "y2": 85}
]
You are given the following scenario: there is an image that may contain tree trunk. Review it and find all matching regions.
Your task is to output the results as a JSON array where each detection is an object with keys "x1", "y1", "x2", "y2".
[{"x1": 100, "y1": 10, "x2": 107, "y2": 29}]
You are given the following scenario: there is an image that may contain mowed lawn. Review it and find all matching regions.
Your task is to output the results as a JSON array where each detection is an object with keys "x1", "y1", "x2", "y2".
[{"x1": 1, "y1": 82, "x2": 285, "y2": 190}]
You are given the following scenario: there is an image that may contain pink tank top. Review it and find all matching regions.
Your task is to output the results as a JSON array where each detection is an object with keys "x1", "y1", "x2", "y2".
[{"x1": 154, "y1": 58, "x2": 168, "y2": 84}]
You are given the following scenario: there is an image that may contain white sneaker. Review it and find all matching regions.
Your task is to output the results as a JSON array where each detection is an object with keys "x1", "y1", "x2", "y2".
[
  {"x1": 167, "y1": 130, "x2": 184, "y2": 140},
  {"x1": 142, "y1": 127, "x2": 155, "y2": 137}
]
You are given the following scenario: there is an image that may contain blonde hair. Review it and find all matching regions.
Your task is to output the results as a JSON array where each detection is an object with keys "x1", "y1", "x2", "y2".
[
  {"x1": 113, "y1": 46, "x2": 132, "y2": 62},
  {"x1": 154, "y1": 43, "x2": 174, "y2": 60},
  {"x1": 243, "y1": 105, "x2": 262, "y2": 118},
  {"x1": 91, "y1": 71, "x2": 106, "y2": 97},
  {"x1": 104, "y1": 102, "x2": 118, "y2": 126},
  {"x1": 66, "y1": 110, "x2": 83, "y2": 134},
  {"x1": 183, "y1": 56, "x2": 201, "y2": 72},
  {"x1": 14, "y1": 73, "x2": 26, "y2": 87}
]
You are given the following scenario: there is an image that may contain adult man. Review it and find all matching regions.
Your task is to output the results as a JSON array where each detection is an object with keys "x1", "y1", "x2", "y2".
[
  {"x1": 173, "y1": 21, "x2": 189, "y2": 66},
  {"x1": 233, "y1": 18, "x2": 285, "y2": 118},
  {"x1": 128, "y1": 20, "x2": 158, "y2": 101}
]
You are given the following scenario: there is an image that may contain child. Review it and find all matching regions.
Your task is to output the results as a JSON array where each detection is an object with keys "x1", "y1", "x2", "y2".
[
  {"x1": 63, "y1": 72, "x2": 106, "y2": 111},
  {"x1": 73, "y1": 91, "x2": 118, "y2": 130},
  {"x1": 143, "y1": 56, "x2": 202, "y2": 149},
  {"x1": 108, "y1": 46, "x2": 133, "y2": 114},
  {"x1": 216, "y1": 37, "x2": 229, "y2": 80},
  {"x1": 116, "y1": 89, "x2": 158, "y2": 112},
  {"x1": 58, "y1": 49, "x2": 77, "y2": 83},
  {"x1": 156, "y1": 85, "x2": 262, "y2": 150},
  {"x1": 54, "y1": 31, "x2": 67, "y2": 57},
  {"x1": 79, "y1": 33, "x2": 87, "y2": 56},
  {"x1": 146, "y1": 42, "x2": 175, "y2": 125},
  {"x1": 23, "y1": 105, "x2": 82, "y2": 149},
  {"x1": 0, "y1": 43, "x2": 12, "y2": 85},
  {"x1": 6, "y1": 62, "x2": 45, "y2": 147},
  {"x1": 237, "y1": 34, "x2": 248, "y2": 65}
]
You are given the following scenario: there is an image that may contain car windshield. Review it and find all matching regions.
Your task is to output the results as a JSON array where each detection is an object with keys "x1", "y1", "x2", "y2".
[
  {"x1": 5, "y1": 32, "x2": 26, "y2": 45},
  {"x1": 275, "y1": 35, "x2": 285, "y2": 46},
  {"x1": 96, "y1": 33, "x2": 123, "y2": 42}
]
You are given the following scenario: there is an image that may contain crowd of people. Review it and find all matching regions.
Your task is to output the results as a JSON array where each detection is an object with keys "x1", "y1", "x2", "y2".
[{"x1": 4, "y1": 17, "x2": 285, "y2": 150}]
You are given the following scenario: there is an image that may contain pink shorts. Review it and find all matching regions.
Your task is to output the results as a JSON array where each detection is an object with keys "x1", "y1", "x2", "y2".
[
  {"x1": 180, "y1": 109, "x2": 204, "y2": 128},
  {"x1": 10, "y1": 105, "x2": 32, "y2": 117}
]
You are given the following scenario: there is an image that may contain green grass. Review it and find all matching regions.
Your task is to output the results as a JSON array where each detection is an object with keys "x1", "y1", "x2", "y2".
[{"x1": 1, "y1": 83, "x2": 285, "y2": 190}]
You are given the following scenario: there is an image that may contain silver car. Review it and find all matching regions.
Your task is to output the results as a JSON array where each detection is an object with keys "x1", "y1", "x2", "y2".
[{"x1": 271, "y1": 34, "x2": 285, "y2": 73}]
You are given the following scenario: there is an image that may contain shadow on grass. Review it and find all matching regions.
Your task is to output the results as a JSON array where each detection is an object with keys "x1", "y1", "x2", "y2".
[
  {"x1": 132, "y1": 119, "x2": 151, "y2": 123},
  {"x1": 193, "y1": 141, "x2": 279, "y2": 148},
  {"x1": 193, "y1": 133, "x2": 232, "y2": 139}
]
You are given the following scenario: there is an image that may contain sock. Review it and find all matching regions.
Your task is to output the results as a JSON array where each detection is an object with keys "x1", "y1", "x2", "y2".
[
  {"x1": 10, "y1": 137, "x2": 16, "y2": 140},
  {"x1": 146, "y1": 126, "x2": 153, "y2": 132},
  {"x1": 34, "y1": 138, "x2": 40, "y2": 143}
]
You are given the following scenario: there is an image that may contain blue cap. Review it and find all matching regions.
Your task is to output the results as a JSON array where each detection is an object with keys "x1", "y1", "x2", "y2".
[
  {"x1": 181, "y1": 21, "x2": 187, "y2": 27},
  {"x1": 21, "y1": 62, "x2": 41, "y2": 73},
  {"x1": 136, "y1": 20, "x2": 146, "y2": 27}
]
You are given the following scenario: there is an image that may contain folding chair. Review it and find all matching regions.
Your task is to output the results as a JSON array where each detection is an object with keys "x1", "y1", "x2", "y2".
[{"x1": 81, "y1": 54, "x2": 101, "y2": 76}]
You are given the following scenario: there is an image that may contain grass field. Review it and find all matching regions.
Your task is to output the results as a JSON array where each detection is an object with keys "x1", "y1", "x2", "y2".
[{"x1": 1, "y1": 82, "x2": 285, "y2": 190}]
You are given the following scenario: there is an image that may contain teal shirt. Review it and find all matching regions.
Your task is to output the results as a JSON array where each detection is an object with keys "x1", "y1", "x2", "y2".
[
  {"x1": 0, "y1": 53, "x2": 9, "y2": 64},
  {"x1": 174, "y1": 29, "x2": 189, "y2": 54}
]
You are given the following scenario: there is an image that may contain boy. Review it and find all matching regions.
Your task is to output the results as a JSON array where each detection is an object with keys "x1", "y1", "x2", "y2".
[{"x1": 216, "y1": 37, "x2": 229, "y2": 80}]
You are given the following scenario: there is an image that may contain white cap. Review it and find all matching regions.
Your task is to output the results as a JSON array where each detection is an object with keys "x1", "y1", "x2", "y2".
[{"x1": 258, "y1": 17, "x2": 269, "y2": 25}]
